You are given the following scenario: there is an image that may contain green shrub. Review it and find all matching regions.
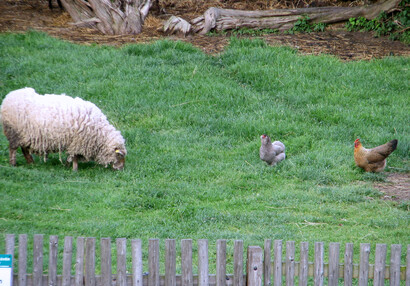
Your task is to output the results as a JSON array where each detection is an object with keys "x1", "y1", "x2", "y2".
[
  {"x1": 286, "y1": 15, "x2": 327, "y2": 34},
  {"x1": 345, "y1": 0, "x2": 410, "y2": 43}
]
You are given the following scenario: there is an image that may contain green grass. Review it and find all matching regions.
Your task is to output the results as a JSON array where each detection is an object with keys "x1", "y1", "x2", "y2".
[{"x1": 0, "y1": 31, "x2": 409, "y2": 271}]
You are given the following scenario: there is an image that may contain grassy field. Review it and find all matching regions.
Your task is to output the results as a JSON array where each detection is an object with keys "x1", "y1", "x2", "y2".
[{"x1": 0, "y1": 31, "x2": 409, "y2": 271}]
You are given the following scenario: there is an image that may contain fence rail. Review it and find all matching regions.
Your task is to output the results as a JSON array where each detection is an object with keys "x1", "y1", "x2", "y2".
[{"x1": 3, "y1": 234, "x2": 410, "y2": 286}]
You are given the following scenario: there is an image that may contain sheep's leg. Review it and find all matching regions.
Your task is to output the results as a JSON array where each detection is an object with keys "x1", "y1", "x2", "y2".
[
  {"x1": 21, "y1": 147, "x2": 34, "y2": 164},
  {"x1": 4, "y1": 125, "x2": 19, "y2": 166},
  {"x1": 72, "y1": 155, "x2": 78, "y2": 171},
  {"x1": 9, "y1": 147, "x2": 17, "y2": 166}
]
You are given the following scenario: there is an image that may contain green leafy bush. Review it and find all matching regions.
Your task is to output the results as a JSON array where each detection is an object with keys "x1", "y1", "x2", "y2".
[
  {"x1": 286, "y1": 15, "x2": 327, "y2": 34},
  {"x1": 345, "y1": 0, "x2": 410, "y2": 43}
]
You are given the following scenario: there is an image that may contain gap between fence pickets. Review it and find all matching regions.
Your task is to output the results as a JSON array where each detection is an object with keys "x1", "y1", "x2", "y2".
[{"x1": 4, "y1": 234, "x2": 410, "y2": 286}]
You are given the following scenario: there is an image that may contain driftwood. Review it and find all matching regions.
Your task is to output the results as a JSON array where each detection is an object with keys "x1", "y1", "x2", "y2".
[
  {"x1": 60, "y1": 0, "x2": 152, "y2": 35},
  {"x1": 163, "y1": 16, "x2": 192, "y2": 35},
  {"x1": 164, "y1": 0, "x2": 401, "y2": 35}
]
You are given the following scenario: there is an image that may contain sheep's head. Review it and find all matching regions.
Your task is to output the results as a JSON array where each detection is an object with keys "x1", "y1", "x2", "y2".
[{"x1": 112, "y1": 148, "x2": 126, "y2": 170}]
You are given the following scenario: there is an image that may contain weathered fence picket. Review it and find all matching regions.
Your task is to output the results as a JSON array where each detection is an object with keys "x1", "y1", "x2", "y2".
[
  {"x1": 117, "y1": 238, "x2": 127, "y2": 286},
  {"x1": 314, "y1": 242, "x2": 324, "y2": 286},
  {"x1": 165, "y1": 239, "x2": 176, "y2": 286},
  {"x1": 216, "y1": 240, "x2": 226, "y2": 286},
  {"x1": 132, "y1": 239, "x2": 143, "y2": 286},
  {"x1": 406, "y1": 244, "x2": 410, "y2": 286},
  {"x1": 181, "y1": 239, "x2": 193, "y2": 286},
  {"x1": 149, "y1": 239, "x2": 160, "y2": 286},
  {"x1": 328, "y1": 243, "x2": 340, "y2": 286},
  {"x1": 85, "y1": 237, "x2": 96, "y2": 286},
  {"x1": 101, "y1": 238, "x2": 112, "y2": 286},
  {"x1": 299, "y1": 242, "x2": 308, "y2": 286},
  {"x1": 49, "y1": 235, "x2": 59, "y2": 286},
  {"x1": 374, "y1": 244, "x2": 387, "y2": 286},
  {"x1": 33, "y1": 234, "x2": 44, "y2": 286},
  {"x1": 273, "y1": 240, "x2": 282, "y2": 286},
  {"x1": 18, "y1": 234, "x2": 28, "y2": 286},
  {"x1": 198, "y1": 239, "x2": 208, "y2": 286},
  {"x1": 75, "y1": 237, "x2": 85, "y2": 286},
  {"x1": 6, "y1": 234, "x2": 15, "y2": 256},
  {"x1": 2, "y1": 234, "x2": 409, "y2": 286},
  {"x1": 343, "y1": 243, "x2": 353, "y2": 286},
  {"x1": 246, "y1": 247, "x2": 263, "y2": 286},
  {"x1": 285, "y1": 241, "x2": 295, "y2": 286},
  {"x1": 390, "y1": 244, "x2": 401, "y2": 286},
  {"x1": 62, "y1": 236, "x2": 73, "y2": 286},
  {"x1": 359, "y1": 243, "x2": 370, "y2": 286},
  {"x1": 406, "y1": 245, "x2": 410, "y2": 286},
  {"x1": 263, "y1": 240, "x2": 270, "y2": 286},
  {"x1": 233, "y1": 240, "x2": 243, "y2": 286}
]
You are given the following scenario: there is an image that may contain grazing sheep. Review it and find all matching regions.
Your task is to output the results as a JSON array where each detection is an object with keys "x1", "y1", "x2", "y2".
[{"x1": 0, "y1": 87, "x2": 126, "y2": 171}]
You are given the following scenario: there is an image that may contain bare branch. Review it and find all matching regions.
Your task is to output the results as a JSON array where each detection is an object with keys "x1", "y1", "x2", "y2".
[
  {"x1": 70, "y1": 17, "x2": 101, "y2": 27},
  {"x1": 164, "y1": 16, "x2": 192, "y2": 35},
  {"x1": 140, "y1": 0, "x2": 152, "y2": 21}
]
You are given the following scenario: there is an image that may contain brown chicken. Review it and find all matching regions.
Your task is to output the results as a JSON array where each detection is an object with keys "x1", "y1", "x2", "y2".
[{"x1": 354, "y1": 138, "x2": 398, "y2": 172}]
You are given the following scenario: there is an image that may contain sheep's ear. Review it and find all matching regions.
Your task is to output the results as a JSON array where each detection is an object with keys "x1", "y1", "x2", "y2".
[{"x1": 115, "y1": 149, "x2": 124, "y2": 156}]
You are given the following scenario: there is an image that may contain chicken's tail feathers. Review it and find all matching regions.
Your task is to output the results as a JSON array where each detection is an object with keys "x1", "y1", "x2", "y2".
[
  {"x1": 272, "y1": 141, "x2": 285, "y2": 152},
  {"x1": 371, "y1": 139, "x2": 398, "y2": 159},
  {"x1": 275, "y1": 152, "x2": 286, "y2": 163},
  {"x1": 389, "y1": 139, "x2": 398, "y2": 151}
]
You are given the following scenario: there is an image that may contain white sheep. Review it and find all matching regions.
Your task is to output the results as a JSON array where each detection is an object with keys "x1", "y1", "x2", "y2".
[{"x1": 0, "y1": 87, "x2": 127, "y2": 171}]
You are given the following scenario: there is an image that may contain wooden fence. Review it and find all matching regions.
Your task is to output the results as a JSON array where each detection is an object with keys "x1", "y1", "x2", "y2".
[{"x1": 3, "y1": 234, "x2": 410, "y2": 286}]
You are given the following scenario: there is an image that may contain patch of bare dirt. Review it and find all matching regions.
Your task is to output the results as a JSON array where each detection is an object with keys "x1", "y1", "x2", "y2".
[
  {"x1": 375, "y1": 173, "x2": 410, "y2": 203},
  {"x1": 0, "y1": 0, "x2": 409, "y2": 60}
]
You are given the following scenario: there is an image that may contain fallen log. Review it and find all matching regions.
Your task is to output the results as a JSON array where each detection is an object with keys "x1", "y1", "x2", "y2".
[{"x1": 164, "y1": 0, "x2": 401, "y2": 35}]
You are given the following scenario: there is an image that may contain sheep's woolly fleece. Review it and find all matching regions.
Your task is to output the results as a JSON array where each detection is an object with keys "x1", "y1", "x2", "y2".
[{"x1": 1, "y1": 87, "x2": 126, "y2": 167}]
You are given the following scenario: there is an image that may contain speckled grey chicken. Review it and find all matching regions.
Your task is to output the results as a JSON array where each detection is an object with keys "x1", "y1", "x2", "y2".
[{"x1": 259, "y1": 134, "x2": 286, "y2": 166}]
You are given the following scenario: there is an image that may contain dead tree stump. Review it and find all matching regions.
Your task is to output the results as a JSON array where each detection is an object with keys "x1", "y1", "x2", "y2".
[{"x1": 60, "y1": 0, "x2": 152, "y2": 35}]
